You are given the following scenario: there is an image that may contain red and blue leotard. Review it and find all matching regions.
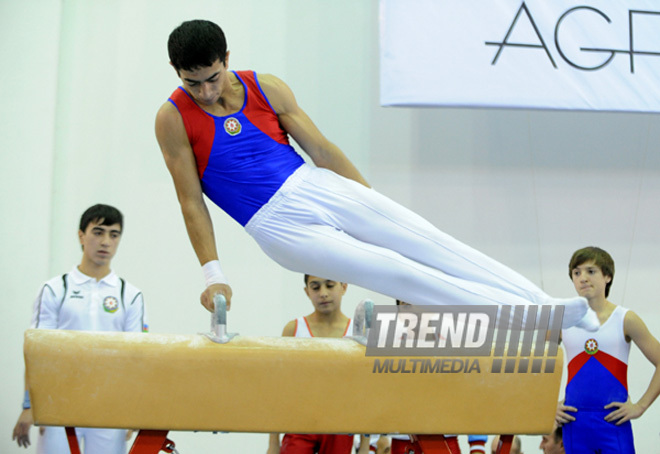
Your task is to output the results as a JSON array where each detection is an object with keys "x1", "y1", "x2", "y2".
[
  {"x1": 168, "y1": 70, "x2": 304, "y2": 226},
  {"x1": 562, "y1": 306, "x2": 634, "y2": 453}
]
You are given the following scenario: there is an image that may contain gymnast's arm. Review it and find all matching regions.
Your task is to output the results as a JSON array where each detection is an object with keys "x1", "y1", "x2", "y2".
[
  {"x1": 604, "y1": 310, "x2": 660, "y2": 424},
  {"x1": 155, "y1": 102, "x2": 233, "y2": 311},
  {"x1": 356, "y1": 435, "x2": 371, "y2": 454},
  {"x1": 554, "y1": 333, "x2": 578, "y2": 425},
  {"x1": 12, "y1": 375, "x2": 34, "y2": 448},
  {"x1": 267, "y1": 433, "x2": 280, "y2": 454},
  {"x1": 12, "y1": 283, "x2": 59, "y2": 447},
  {"x1": 124, "y1": 291, "x2": 147, "y2": 333},
  {"x1": 257, "y1": 73, "x2": 370, "y2": 188}
]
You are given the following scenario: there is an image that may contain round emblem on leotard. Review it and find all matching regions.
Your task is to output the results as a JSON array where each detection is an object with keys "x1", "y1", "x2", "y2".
[
  {"x1": 584, "y1": 338, "x2": 598, "y2": 355},
  {"x1": 224, "y1": 117, "x2": 241, "y2": 136},
  {"x1": 103, "y1": 296, "x2": 119, "y2": 314}
]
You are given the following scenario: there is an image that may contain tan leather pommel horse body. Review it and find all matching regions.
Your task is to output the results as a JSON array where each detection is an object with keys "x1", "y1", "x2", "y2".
[{"x1": 24, "y1": 324, "x2": 563, "y2": 454}]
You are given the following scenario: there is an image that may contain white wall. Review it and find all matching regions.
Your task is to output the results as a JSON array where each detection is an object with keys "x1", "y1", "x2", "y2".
[{"x1": 1, "y1": 1, "x2": 658, "y2": 453}]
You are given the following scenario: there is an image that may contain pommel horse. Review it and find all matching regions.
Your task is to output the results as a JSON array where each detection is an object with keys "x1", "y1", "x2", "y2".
[{"x1": 24, "y1": 297, "x2": 563, "y2": 454}]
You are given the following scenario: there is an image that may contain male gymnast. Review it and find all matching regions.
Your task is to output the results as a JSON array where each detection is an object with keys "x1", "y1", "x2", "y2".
[{"x1": 155, "y1": 20, "x2": 597, "y2": 331}]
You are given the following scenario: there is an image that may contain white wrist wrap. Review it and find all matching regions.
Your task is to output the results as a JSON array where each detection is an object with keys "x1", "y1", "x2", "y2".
[{"x1": 202, "y1": 260, "x2": 227, "y2": 287}]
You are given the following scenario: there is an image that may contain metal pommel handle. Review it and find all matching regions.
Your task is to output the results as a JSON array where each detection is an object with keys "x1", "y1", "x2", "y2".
[
  {"x1": 352, "y1": 299, "x2": 374, "y2": 346},
  {"x1": 212, "y1": 294, "x2": 227, "y2": 333},
  {"x1": 202, "y1": 294, "x2": 237, "y2": 344}
]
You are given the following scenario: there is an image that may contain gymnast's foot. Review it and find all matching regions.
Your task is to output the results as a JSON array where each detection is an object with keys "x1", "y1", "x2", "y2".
[
  {"x1": 551, "y1": 296, "x2": 599, "y2": 331},
  {"x1": 574, "y1": 307, "x2": 600, "y2": 332}
]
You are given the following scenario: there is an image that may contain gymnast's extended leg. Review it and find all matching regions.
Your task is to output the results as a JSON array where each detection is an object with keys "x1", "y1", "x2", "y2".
[{"x1": 246, "y1": 166, "x2": 595, "y2": 329}]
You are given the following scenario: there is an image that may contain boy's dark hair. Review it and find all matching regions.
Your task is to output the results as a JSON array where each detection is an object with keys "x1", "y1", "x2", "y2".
[
  {"x1": 79, "y1": 204, "x2": 123, "y2": 233},
  {"x1": 304, "y1": 275, "x2": 346, "y2": 286},
  {"x1": 553, "y1": 425, "x2": 563, "y2": 443},
  {"x1": 569, "y1": 246, "x2": 615, "y2": 297},
  {"x1": 168, "y1": 20, "x2": 227, "y2": 72}
]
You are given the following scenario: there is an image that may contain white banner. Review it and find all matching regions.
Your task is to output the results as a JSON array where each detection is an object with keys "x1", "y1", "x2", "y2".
[{"x1": 380, "y1": 0, "x2": 660, "y2": 112}]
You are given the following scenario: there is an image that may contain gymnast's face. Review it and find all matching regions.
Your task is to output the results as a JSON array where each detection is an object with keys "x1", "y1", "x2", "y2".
[
  {"x1": 571, "y1": 260, "x2": 611, "y2": 301},
  {"x1": 304, "y1": 277, "x2": 347, "y2": 314},
  {"x1": 79, "y1": 220, "x2": 121, "y2": 268},
  {"x1": 177, "y1": 54, "x2": 230, "y2": 107}
]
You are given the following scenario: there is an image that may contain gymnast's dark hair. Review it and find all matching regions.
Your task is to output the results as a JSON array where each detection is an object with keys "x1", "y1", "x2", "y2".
[
  {"x1": 79, "y1": 204, "x2": 123, "y2": 232},
  {"x1": 168, "y1": 20, "x2": 227, "y2": 72}
]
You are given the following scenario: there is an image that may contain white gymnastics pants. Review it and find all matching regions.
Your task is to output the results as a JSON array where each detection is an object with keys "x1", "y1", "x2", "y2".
[{"x1": 246, "y1": 164, "x2": 550, "y2": 308}]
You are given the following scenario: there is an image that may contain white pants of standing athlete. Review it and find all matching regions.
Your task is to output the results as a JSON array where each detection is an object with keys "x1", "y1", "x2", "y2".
[
  {"x1": 37, "y1": 426, "x2": 127, "y2": 454},
  {"x1": 246, "y1": 165, "x2": 584, "y2": 324}
]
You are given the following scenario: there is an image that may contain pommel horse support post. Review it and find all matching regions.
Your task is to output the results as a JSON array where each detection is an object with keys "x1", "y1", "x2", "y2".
[{"x1": 24, "y1": 297, "x2": 563, "y2": 454}]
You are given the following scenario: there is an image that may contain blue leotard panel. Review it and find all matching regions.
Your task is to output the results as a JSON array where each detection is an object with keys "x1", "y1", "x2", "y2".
[{"x1": 168, "y1": 70, "x2": 304, "y2": 226}]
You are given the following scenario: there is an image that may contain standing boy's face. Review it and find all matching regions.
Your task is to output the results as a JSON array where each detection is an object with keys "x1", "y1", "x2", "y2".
[
  {"x1": 571, "y1": 260, "x2": 611, "y2": 299},
  {"x1": 79, "y1": 220, "x2": 122, "y2": 267},
  {"x1": 304, "y1": 277, "x2": 347, "y2": 314}
]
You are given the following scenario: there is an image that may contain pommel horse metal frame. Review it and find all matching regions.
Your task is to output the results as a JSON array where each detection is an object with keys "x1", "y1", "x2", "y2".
[{"x1": 24, "y1": 296, "x2": 562, "y2": 454}]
